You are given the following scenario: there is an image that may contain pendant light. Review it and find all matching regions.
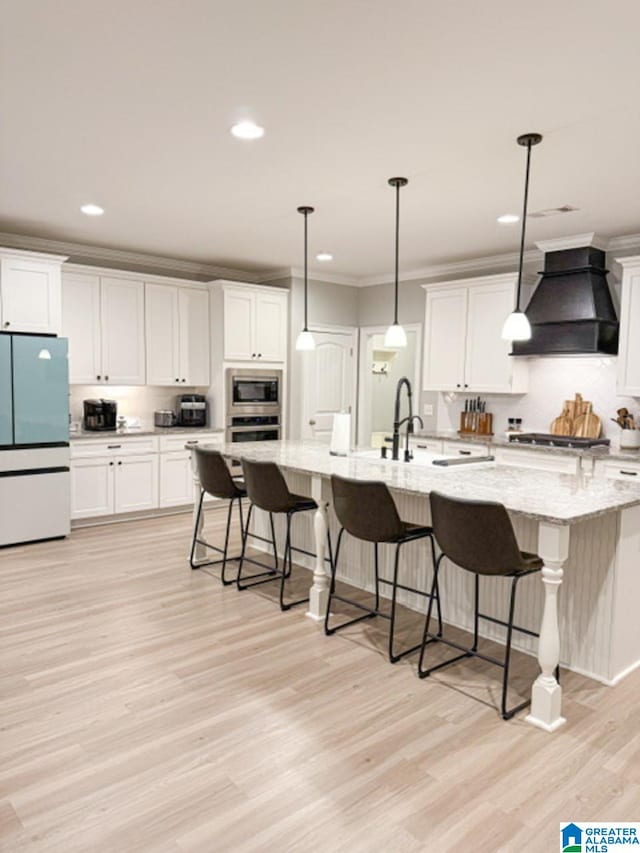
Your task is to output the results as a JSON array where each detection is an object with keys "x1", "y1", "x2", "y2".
[
  {"x1": 501, "y1": 132, "x2": 543, "y2": 341},
  {"x1": 384, "y1": 177, "x2": 408, "y2": 348},
  {"x1": 295, "y1": 205, "x2": 316, "y2": 351}
]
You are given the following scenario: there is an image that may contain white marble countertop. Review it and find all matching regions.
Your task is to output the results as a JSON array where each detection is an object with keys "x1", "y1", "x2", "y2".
[
  {"x1": 70, "y1": 426, "x2": 224, "y2": 440},
  {"x1": 205, "y1": 439, "x2": 640, "y2": 525}
]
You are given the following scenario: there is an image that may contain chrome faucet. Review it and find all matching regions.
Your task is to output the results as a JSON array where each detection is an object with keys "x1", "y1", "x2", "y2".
[{"x1": 390, "y1": 377, "x2": 424, "y2": 461}]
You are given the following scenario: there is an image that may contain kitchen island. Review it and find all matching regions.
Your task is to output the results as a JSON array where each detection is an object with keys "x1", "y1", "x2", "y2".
[{"x1": 192, "y1": 440, "x2": 640, "y2": 732}]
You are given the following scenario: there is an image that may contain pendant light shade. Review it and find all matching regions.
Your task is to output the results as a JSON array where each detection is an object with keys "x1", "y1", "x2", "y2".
[
  {"x1": 296, "y1": 205, "x2": 316, "y2": 351},
  {"x1": 501, "y1": 133, "x2": 542, "y2": 342},
  {"x1": 385, "y1": 177, "x2": 408, "y2": 349}
]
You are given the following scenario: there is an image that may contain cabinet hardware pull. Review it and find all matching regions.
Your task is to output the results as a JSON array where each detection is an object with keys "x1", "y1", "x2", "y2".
[
  {"x1": 456, "y1": 383, "x2": 461, "y2": 388},
  {"x1": 185, "y1": 440, "x2": 198, "y2": 445},
  {"x1": 182, "y1": 378, "x2": 186, "y2": 382},
  {"x1": 107, "y1": 445, "x2": 121, "y2": 449},
  {"x1": 459, "y1": 450, "x2": 472, "y2": 455},
  {"x1": 3, "y1": 321, "x2": 10, "y2": 327},
  {"x1": 620, "y1": 470, "x2": 638, "y2": 476},
  {"x1": 118, "y1": 461, "x2": 122, "y2": 465},
  {"x1": 105, "y1": 375, "x2": 109, "y2": 381},
  {"x1": 96, "y1": 375, "x2": 101, "y2": 380},
  {"x1": 258, "y1": 353, "x2": 262, "y2": 358},
  {"x1": 464, "y1": 384, "x2": 469, "y2": 388},
  {"x1": 109, "y1": 461, "x2": 114, "y2": 466}
]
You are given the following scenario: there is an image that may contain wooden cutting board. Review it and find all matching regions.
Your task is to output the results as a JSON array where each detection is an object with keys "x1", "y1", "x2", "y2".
[
  {"x1": 573, "y1": 404, "x2": 602, "y2": 438},
  {"x1": 550, "y1": 412, "x2": 573, "y2": 436}
]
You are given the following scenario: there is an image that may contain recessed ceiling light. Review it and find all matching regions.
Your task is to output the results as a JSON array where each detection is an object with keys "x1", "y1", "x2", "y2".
[
  {"x1": 230, "y1": 121, "x2": 265, "y2": 140},
  {"x1": 497, "y1": 213, "x2": 520, "y2": 224},
  {"x1": 316, "y1": 252, "x2": 333, "y2": 262},
  {"x1": 81, "y1": 203, "x2": 104, "y2": 216}
]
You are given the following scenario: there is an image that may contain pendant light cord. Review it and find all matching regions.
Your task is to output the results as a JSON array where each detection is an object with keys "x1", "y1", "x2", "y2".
[
  {"x1": 516, "y1": 140, "x2": 533, "y2": 311},
  {"x1": 394, "y1": 181, "x2": 400, "y2": 325},
  {"x1": 303, "y1": 209, "x2": 309, "y2": 331}
]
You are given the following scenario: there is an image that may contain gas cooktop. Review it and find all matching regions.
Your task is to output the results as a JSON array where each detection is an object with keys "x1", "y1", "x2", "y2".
[{"x1": 508, "y1": 432, "x2": 610, "y2": 448}]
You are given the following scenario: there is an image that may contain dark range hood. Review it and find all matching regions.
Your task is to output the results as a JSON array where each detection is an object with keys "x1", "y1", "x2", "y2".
[{"x1": 511, "y1": 245, "x2": 619, "y2": 356}]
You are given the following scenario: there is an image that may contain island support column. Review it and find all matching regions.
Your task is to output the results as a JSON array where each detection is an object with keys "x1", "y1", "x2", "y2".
[
  {"x1": 306, "y1": 473, "x2": 331, "y2": 621},
  {"x1": 189, "y1": 450, "x2": 207, "y2": 565},
  {"x1": 526, "y1": 521, "x2": 570, "y2": 732}
]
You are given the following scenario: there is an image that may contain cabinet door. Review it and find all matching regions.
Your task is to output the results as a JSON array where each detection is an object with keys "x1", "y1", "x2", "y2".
[
  {"x1": 0, "y1": 257, "x2": 62, "y2": 334},
  {"x1": 617, "y1": 264, "x2": 640, "y2": 395},
  {"x1": 145, "y1": 283, "x2": 180, "y2": 386},
  {"x1": 464, "y1": 281, "x2": 517, "y2": 392},
  {"x1": 423, "y1": 288, "x2": 468, "y2": 391},
  {"x1": 71, "y1": 457, "x2": 114, "y2": 519},
  {"x1": 179, "y1": 288, "x2": 210, "y2": 385},
  {"x1": 100, "y1": 277, "x2": 146, "y2": 384},
  {"x1": 61, "y1": 272, "x2": 102, "y2": 384},
  {"x1": 159, "y1": 451, "x2": 193, "y2": 507},
  {"x1": 223, "y1": 289, "x2": 255, "y2": 360},
  {"x1": 114, "y1": 454, "x2": 159, "y2": 513},
  {"x1": 254, "y1": 291, "x2": 287, "y2": 361}
]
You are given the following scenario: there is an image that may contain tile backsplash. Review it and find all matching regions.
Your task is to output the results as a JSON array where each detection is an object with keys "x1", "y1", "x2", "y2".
[
  {"x1": 437, "y1": 356, "x2": 638, "y2": 440},
  {"x1": 69, "y1": 385, "x2": 209, "y2": 429}
]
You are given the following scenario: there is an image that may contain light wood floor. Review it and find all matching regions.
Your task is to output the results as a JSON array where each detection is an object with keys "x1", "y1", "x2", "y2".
[{"x1": 1, "y1": 510, "x2": 639, "y2": 853}]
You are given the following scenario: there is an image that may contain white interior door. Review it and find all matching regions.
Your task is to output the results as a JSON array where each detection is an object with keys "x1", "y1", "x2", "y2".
[{"x1": 302, "y1": 328, "x2": 357, "y2": 442}]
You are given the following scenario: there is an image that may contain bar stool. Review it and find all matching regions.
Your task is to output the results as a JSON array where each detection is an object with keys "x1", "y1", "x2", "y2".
[
  {"x1": 418, "y1": 491, "x2": 555, "y2": 720},
  {"x1": 237, "y1": 458, "x2": 330, "y2": 611},
  {"x1": 325, "y1": 474, "x2": 442, "y2": 663},
  {"x1": 189, "y1": 447, "x2": 278, "y2": 585}
]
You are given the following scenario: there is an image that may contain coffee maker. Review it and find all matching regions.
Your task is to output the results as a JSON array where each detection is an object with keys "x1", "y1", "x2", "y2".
[
  {"x1": 83, "y1": 399, "x2": 117, "y2": 431},
  {"x1": 176, "y1": 394, "x2": 207, "y2": 427}
]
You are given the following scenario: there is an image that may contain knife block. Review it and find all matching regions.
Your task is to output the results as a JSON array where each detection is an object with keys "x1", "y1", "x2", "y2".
[{"x1": 459, "y1": 411, "x2": 493, "y2": 437}]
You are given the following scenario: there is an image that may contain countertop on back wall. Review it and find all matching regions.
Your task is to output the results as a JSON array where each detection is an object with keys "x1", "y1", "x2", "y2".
[
  {"x1": 412, "y1": 428, "x2": 640, "y2": 463},
  {"x1": 69, "y1": 426, "x2": 224, "y2": 440}
]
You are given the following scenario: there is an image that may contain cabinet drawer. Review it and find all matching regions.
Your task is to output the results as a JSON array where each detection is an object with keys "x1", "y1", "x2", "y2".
[
  {"x1": 410, "y1": 438, "x2": 443, "y2": 454},
  {"x1": 158, "y1": 432, "x2": 223, "y2": 453},
  {"x1": 597, "y1": 459, "x2": 640, "y2": 481},
  {"x1": 442, "y1": 440, "x2": 490, "y2": 457},
  {"x1": 71, "y1": 437, "x2": 158, "y2": 458}
]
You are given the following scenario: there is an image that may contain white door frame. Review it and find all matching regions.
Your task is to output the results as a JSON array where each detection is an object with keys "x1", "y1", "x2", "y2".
[
  {"x1": 357, "y1": 323, "x2": 423, "y2": 447},
  {"x1": 301, "y1": 323, "x2": 359, "y2": 442}
]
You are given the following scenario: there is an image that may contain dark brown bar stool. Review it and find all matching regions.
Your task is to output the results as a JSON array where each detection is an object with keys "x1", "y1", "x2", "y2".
[
  {"x1": 238, "y1": 458, "x2": 331, "y2": 611},
  {"x1": 325, "y1": 474, "x2": 442, "y2": 663},
  {"x1": 189, "y1": 447, "x2": 278, "y2": 585},
  {"x1": 419, "y1": 491, "x2": 557, "y2": 720}
]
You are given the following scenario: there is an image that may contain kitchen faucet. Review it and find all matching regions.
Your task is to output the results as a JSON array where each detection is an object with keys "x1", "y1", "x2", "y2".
[{"x1": 390, "y1": 377, "x2": 424, "y2": 462}]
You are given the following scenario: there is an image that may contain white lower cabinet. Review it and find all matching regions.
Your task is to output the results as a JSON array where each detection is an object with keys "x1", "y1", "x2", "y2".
[
  {"x1": 159, "y1": 451, "x2": 193, "y2": 508},
  {"x1": 114, "y1": 455, "x2": 159, "y2": 514},
  {"x1": 71, "y1": 457, "x2": 115, "y2": 519}
]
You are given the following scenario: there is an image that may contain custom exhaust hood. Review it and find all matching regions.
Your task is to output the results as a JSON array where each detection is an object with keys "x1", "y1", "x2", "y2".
[{"x1": 511, "y1": 236, "x2": 619, "y2": 356}]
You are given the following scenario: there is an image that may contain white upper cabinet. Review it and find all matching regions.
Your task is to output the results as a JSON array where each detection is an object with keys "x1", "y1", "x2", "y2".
[
  {"x1": 616, "y1": 256, "x2": 640, "y2": 395},
  {"x1": 422, "y1": 274, "x2": 528, "y2": 394},
  {"x1": 145, "y1": 283, "x2": 181, "y2": 385},
  {"x1": 423, "y1": 287, "x2": 468, "y2": 390},
  {"x1": 254, "y1": 290, "x2": 287, "y2": 362},
  {"x1": 61, "y1": 272, "x2": 102, "y2": 384},
  {"x1": 100, "y1": 277, "x2": 146, "y2": 385},
  {"x1": 146, "y1": 283, "x2": 210, "y2": 386},
  {"x1": 222, "y1": 284, "x2": 287, "y2": 362},
  {"x1": 178, "y1": 287, "x2": 210, "y2": 385},
  {"x1": 0, "y1": 249, "x2": 66, "y2": 335},
  {"x1": 62, "y1": 270, "x2": 145, "y2": 385}
]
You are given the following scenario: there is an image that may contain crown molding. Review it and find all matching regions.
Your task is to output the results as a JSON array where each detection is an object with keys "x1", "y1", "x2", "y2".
[
  {"x1": 0, "y1": 231, "x2": 273, "y2": 283},
  {"x1": 420, "y1": 271, "x2": 536, "y2": 290},
  {"x1": 608, "y1": 232, "x2": 640, "y2": 252}
]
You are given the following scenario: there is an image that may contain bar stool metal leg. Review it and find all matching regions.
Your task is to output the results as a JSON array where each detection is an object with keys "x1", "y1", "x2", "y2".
[
  {"x1": 279, "y1": 511, "x2": 311, "y2": 612},
  {"x1": 236, "y1": 504, "x2": 280, "y2": 590},
  {"x1": 189, "y1": 490, "x2": 243, "y2": 585}
]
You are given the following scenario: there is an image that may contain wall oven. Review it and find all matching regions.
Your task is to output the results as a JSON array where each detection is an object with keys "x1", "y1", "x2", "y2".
[
  {"x1": 227, "y1": 368, "x2": 282, "y2": 416},
  {"x1": 227, "y1": 415, "x2": 281, "y2": 443}
]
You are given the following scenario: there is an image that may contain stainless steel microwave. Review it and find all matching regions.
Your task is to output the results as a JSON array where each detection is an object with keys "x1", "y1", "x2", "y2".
[{"x1": 227, "y1": 368, "x2": 282, "y2": 416}]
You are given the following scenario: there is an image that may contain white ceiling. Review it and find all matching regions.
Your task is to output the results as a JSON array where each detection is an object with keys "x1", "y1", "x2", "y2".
[{"x1": 2, "y1": 0, "x2": 640, "y2": 281}]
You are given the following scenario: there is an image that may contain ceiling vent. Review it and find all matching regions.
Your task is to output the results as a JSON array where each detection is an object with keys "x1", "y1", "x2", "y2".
[{"x1": 529, "y1": 205, "x2": 579, "y2": 219}]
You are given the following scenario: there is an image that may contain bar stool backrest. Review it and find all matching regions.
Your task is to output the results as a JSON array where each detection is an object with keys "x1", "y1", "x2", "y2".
[
  {"x1": 331, "y1": 474, "x2": 404, "y2": 543},
  {"x1": 195, "y1": 447, "x2": 241, "y2": 500},
  {"x1": 242, "y1": 458, "x2": 295, "y2": 513},
  {"x1": 429, "y1": 491, "x2": 526, "y2": 576}
]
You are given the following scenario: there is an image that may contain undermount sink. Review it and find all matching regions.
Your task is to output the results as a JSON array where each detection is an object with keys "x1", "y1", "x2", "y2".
[{"x1": 354, "y1": 448, "x2": 495, "y2": 468}]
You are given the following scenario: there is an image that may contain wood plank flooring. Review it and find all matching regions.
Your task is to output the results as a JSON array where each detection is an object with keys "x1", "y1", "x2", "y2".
[{"x1": 1, "y1": 510, "x2": 639, "y2": 852}]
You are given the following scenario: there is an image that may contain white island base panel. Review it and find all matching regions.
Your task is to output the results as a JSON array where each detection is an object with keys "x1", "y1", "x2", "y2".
[{"x1": 245, "y1": 471, "x2": 640, "y2": 690}]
